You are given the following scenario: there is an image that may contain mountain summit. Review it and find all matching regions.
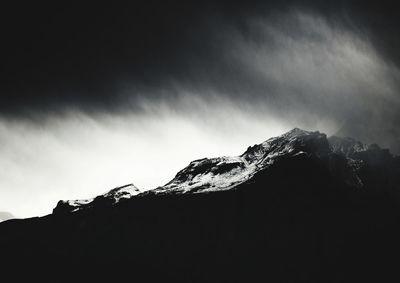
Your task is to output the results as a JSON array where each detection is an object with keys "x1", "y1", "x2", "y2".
[
  {"x1": 150, "y1": 128, "x2": 330, "y2": 195},
  {"x1": 55, "y1": 183, "x2": 141, "y2": 213},
  {"x1": 2, "y1": 128, "x2": 400, "y2": 283}
]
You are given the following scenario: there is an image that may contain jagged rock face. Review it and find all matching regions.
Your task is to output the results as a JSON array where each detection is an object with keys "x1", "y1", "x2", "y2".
[
  {"x1": 151, "y1": 128, "x2": 331, "y2": 195},
  {"x1": 329, "y1": 135, "x2": 393, "y2": 163},
  {"x1": 329, "y1": 136, "x2": 370, "y2": 156}
]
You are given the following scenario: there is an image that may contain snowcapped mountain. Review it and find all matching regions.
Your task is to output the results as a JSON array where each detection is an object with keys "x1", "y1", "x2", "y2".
[
  {"x1": 54, "y1": 128, "x2": 392, "y2": 214},
  {"x1": 151, "y1": 128, "x2": 330, "y2": 195}
]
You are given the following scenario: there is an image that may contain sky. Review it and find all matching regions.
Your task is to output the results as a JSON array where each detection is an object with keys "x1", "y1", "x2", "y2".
[{"x1": 1, "y1": 1, "x2": 399, "y2": 218}]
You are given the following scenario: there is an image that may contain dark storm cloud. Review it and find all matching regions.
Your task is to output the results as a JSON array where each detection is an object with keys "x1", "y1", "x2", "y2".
[
  {"x1": 1, "y1": 1, "x2": 399, "y2": 150},
  {"x1": 0, "y1": 1, "x2": 397, "y2": 111},
  {"x1": 1, "y1": 1, "x2": 262, "y2": 114}
]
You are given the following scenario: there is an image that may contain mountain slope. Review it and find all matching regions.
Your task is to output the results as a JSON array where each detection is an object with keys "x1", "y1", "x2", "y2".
[
  {"x1": 150, "y1": 128, "x2": 330, "y2": 195},
  {"x1": 1, "y1": 128, "x2": 400, "y2": 283}
]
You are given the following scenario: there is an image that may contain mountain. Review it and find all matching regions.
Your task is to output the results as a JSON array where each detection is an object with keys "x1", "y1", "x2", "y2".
[
  {"x1": 150, "y1": 128, "x2": 331, "y2": 194},
  {"x1": 1, "y1": 128, "x2": 400, "y2": 283}
]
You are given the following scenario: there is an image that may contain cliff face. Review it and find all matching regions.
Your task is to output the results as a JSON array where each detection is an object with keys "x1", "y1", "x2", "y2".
[{"x1": 1, "y1": 129, "x2": 400, "y2": 283}]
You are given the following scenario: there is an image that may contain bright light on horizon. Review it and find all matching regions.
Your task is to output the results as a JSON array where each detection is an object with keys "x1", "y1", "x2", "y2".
[{"x1": 0, "y1": 102, "x2": 302, "y2": 219}]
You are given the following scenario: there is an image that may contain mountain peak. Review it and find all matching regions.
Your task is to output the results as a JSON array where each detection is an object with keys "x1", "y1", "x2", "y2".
[
  {"x1": 103, "y1": 184, "x2": 140, "y2": 200},
  {"x1": 282, "y1": 127, "x2": 313, "y2": 138},
  {"x1": 148, "y1": 128, "x2": 330, "y2": 196},
  {"x1": 53, "y1": 183, "x2": 141, "y2": 214}
]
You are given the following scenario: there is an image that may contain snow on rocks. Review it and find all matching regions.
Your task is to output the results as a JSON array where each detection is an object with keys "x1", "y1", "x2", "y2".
[
  {"x1": 54, "y1": 184, "x2": 141, "y2": 213},
  {"x1": 150, "y1": 128, "x2": 329, "y2": 195}
]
